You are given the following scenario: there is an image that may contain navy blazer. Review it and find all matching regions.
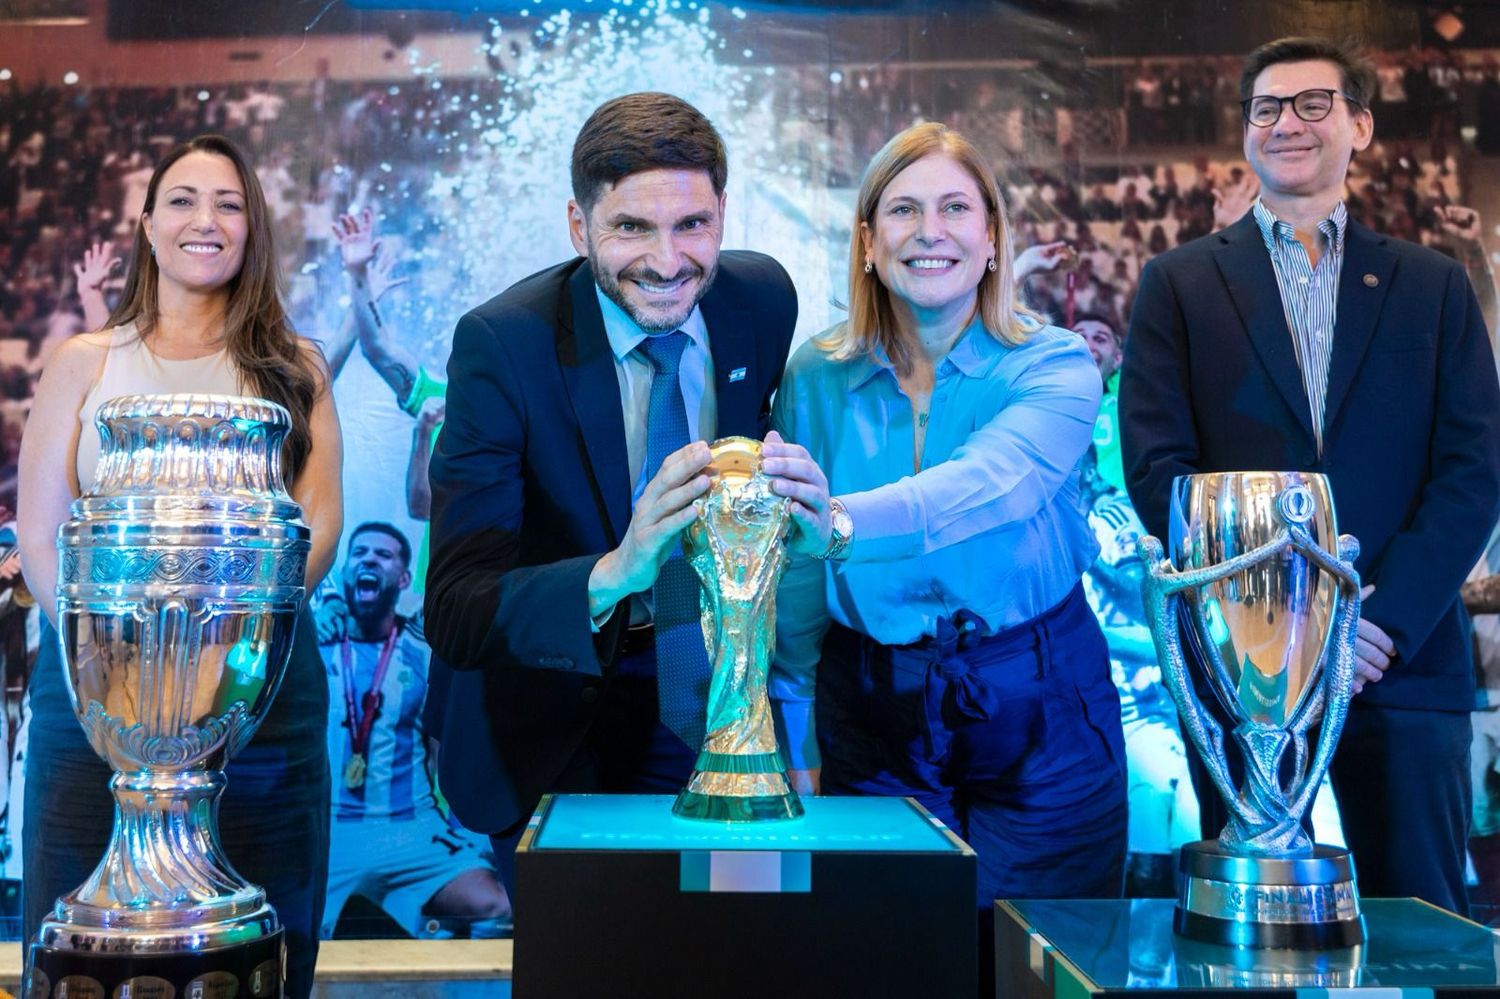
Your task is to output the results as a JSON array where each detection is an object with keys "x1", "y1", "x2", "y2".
[
  {"x1": 424, "y1": 251, "x2": 797, "y2": 833},
  {"x1": 1121, "y1": 213, "x2": 1500, "y2": 713}
]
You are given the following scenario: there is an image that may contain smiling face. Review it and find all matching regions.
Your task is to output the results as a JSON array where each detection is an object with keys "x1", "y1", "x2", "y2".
[
  {"x1": 341, "y1": 528, "x2": 411, "y2": 623},
  {"x1": 1243, "y1": 59, "x2": 1372, "y2": 211},
  {"x1": 141, "y1": 151, "x2": 249, "y2": 298},
  {"x1": 569, "y1": 168, "x2": 724, "y2": 334},
  {"x1": 861, "y1": 153, "x2": 995, "y2": 324}
]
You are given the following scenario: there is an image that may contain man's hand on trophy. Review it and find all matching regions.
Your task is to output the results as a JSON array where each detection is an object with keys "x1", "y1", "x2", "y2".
[
  {"x1": 589, "y1": 442, "x2": 712, "y2": 618},
  {"x1": 787, "y1": 766, "x2": 821, "y2": 796},
  {"x1": 761, "y1": 430, "x2": 833, "y2": 557},
  {"x1": 1352, "y1": 584, "x2": 1395, "y2": 695}
]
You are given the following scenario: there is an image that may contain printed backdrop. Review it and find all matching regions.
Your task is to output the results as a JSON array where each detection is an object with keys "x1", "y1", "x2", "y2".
[{"x1": 1, "y1": 0, "x2": 1498, "y2": 937}]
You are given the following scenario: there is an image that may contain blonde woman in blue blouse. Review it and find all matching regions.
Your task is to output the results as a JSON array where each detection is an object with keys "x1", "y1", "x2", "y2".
[{"x1": 773, "y1": 123, "x2": 1127, "y2": 978}]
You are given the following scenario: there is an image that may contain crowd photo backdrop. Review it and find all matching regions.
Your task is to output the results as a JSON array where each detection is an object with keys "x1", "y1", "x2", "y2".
[{"x1": 1, "y1": 0, "x2": 1499, "y2": 940}]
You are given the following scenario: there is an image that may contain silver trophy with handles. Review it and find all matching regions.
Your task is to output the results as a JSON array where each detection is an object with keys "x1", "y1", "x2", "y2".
[
  {"x1": 1140, "y1": 471, "x2": 1364, "y2": 948},
  {"x1": 26, "y1": 394, "x2": 308, "y2": 999}
]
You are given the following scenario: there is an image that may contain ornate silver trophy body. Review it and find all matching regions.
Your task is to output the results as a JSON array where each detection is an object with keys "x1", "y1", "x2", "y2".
[
  {"x1": 672, "y1": 437, "x2": 803, "y2": 822},
  {"x1": 1140, "y1": 471, "x2": 1364, "y2": 948},
  {"x1": 26, "y1": 394, "x2": 308, "y2": 999}
]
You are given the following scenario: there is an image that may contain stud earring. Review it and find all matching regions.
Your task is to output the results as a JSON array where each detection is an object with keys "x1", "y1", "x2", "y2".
[
  {"x1": 863, "y1": 260, "x2": 873, "y2": 274},
  {"x1": 150, "y1": 244, "x2": 156, "y2": 257},
  {"x1": 987, "y1": 258, "x2": 997, "y2": 273}
]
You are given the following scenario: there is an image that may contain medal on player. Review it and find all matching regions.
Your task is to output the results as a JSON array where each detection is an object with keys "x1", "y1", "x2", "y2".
[{"x1": 340, "y1": 627, "x2": 400, "y2": 793}]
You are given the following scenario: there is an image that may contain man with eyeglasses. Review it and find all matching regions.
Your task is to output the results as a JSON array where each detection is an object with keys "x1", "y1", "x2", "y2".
[{"x1": 1121, "y1": 36, "x2": 1500, "y2": 915}]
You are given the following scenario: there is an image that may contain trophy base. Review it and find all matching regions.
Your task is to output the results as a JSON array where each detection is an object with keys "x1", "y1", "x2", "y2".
[
  {"x1": 1175, "y1": 840, "x2": 1365, "y2": 949},
  {"x1": 25, "y1": 926, "x2": 283, "y2": 998},
  {"x1": 672, "y1": 751, "x2": 804, "y2": 822}
]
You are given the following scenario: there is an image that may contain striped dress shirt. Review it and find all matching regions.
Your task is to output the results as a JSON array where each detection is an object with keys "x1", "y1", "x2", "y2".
[{"x1": 1252, "y1": 198, "x2": 1347, "y2": 454}]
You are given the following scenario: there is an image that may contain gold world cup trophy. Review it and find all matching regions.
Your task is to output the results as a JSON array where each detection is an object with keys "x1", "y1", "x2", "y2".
[
  {"x1": 1140, "y1": 471, "x2": 1365, "y2": 948},
  {"x1": 672, "y1": 437, "x2": 803, "y2": 822}
]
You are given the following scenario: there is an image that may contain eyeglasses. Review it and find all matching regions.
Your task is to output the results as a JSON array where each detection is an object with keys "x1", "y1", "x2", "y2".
[{"x1": 1240, "y1": 88, "x2": 1362, "y2": 127}]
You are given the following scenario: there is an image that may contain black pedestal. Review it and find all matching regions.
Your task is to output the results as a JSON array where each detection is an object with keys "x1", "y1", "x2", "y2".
[
  {"x1": 25, "y1": 930, "x2": 283, "y2": 999},
  {"x1": 515, "y1": 793, "x2": 976, "y2": 999}
]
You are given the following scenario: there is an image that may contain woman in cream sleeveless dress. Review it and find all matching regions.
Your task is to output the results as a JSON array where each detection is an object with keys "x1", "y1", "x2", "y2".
[{"x1": 17, "y1": 137, "x2": 342, "y2": 999}]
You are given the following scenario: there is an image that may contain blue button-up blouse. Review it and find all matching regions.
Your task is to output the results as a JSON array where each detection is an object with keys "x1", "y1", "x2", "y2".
[{"x1": 768, "y1": 315, "x2": 1103, "y2": 766}]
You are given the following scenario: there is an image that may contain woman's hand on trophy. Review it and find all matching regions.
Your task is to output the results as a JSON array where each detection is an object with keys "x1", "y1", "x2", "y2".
[
  {"x1": 761, "y1": 431, "x2": 833, "y2": 557},
  {"x1": 588, "y1": 442, "x2": 712, "y2": 618},
  {"x1": 1352, "y1": 584, "x2": 1395, "y2": 695}
]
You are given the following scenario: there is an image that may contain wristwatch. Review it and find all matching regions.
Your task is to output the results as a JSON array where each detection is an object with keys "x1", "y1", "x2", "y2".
[{"x1": 816, "y1": 497, "x2": 854, "y2": 561}]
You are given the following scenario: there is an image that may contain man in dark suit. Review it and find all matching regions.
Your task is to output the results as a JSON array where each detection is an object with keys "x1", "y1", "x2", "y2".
[
  {"x1": 1121, "y1": 37, "x2": 1500, "y2": 914},
  {"x1": 423, "y1": 93, "x2": 830, "y2": 889}
]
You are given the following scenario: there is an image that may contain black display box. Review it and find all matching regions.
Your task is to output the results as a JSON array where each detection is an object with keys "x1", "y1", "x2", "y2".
[{"x1": 514, "y1": 793, "x2": 977, "y2": 998}]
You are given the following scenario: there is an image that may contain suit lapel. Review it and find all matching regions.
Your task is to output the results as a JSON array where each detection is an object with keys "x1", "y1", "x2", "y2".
[
  {"x1": 700, "y1": 287, "x2": 758, "y2": 439},
  {"x1": 1212, "y1": 216, "x2": 1317, "y2": 446},
  {"x1": 1323, "y1": 221, "x2": 1396, "y2": 435},
  {"x1": 558, "y1": 263, "x2": 631, "y2": 543}
]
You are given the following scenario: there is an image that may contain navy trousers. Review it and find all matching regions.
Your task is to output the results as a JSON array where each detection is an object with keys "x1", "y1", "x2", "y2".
[
  {"x1": 818, "y1": 583, "x2": 1127, "y2": 996},
  {"x1": 23, "y1": 615, "x2": 330, "y2": 998}
]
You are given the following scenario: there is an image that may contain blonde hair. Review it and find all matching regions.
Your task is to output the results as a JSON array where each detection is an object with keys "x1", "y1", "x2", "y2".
[{"x1": 823, "y1": 122, "x2": 1040, "y2": 376}]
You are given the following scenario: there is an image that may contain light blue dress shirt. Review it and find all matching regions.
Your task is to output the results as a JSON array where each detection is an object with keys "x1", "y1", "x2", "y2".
[{"x1": 770, "y1": 315, "x2": 1103, "y2": 767}]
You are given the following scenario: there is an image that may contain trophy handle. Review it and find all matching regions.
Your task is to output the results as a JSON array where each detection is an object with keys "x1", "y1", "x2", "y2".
[
  {"x1": 1140, "y1": 537, "x2": 1258, "y2": 828},
  {"x1": 1144, "y1": 528, "x2": 1300, "y2": 726},
  {"x1": 1282, "y1": 531, "x2": 1362, "y2": 824}
]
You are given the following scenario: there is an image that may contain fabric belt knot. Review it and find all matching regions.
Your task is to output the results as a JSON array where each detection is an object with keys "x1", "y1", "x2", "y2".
[
  {"x1": 637, "y1": 331, "x2": 710, "y2": 750},
  {"x1": 923, "y1": 610, "x2": 1000, "y2": 760}
]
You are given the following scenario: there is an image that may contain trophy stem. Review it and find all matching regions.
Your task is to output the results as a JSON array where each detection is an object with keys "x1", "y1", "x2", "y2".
[
  {"x1": 672, "y1": 617, "x2": 803, "y2": 821},
  {"x1": 56, "y1": 769, "x2": 264, "y2": 930}
]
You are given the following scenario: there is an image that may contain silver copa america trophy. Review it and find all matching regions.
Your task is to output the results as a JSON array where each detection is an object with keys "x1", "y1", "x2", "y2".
[
  {"x1": 26, "y1": 394, "x2": 308, "y2": 999},
  {"x1": 671, "y1": 437, "x2": 803, "y2": 822},
  {"x1": 1139, "y1": 471, "x2": 1365, "y2": 948}
]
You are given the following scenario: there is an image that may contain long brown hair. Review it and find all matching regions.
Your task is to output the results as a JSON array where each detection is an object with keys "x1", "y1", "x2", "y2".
[
  {"x1": 106, "y1": 134, "x2": 323, "y2": 480},
  {"x1": 824, "y1": 122, "x2": 1040, "y2": 377}
]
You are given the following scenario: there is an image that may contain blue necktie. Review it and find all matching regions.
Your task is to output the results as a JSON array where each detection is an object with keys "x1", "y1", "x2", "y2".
[{"x1": 636, "y1": 332, "x2": 710, "y2": 749}]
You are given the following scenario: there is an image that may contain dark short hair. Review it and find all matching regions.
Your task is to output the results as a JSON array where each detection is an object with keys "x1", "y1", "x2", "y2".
[
  {"x1": 348, "y1": 521, "x2": 412, "y2": 567},
  {"x1": 1072, "y1": 312, "x2": 1122, "y2": 347},
  {"x1": 1239, "y1": 37, "x2": 1377, "y2": 108},
  {"x1": 570, "y1": 92, "x2": 727, "y2": 212}
]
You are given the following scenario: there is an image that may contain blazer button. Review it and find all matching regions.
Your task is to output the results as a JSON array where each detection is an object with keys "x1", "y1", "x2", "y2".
[{"x1": 580, "y1": 686, "x2": 599, "y2": 703}]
